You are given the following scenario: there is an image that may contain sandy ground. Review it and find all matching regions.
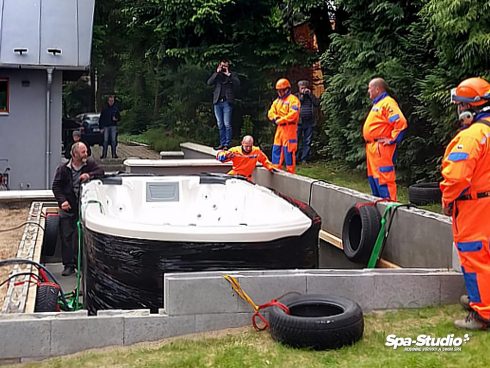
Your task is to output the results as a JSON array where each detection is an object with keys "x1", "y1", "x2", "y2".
[{"x1": 0, "y1": 204, "x2": 30, "y2": 307}]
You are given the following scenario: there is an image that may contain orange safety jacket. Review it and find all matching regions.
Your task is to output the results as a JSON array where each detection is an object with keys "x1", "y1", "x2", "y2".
[
  {"x1": 440, "y1": 114, "x2": 490, "y2": 320},
  {"x1": 440, "y1": 116, "x2": 490, "y2": 206},
  {"x1": 267, "y1": 93, "x2": 301, "y2": 127},
  {"x1": 216, "y1": 145, "x2": 274, "y2": 179},
  {"x1": 267, "y1": 93, "x2": 300, "y2": 173},
  {"x1": 363, "y1": 92, "x2": 407, "y2": 144}
]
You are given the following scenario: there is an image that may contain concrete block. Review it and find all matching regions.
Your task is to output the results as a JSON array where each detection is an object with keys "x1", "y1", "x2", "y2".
[
  {"x1": 0, "y1": 310, "x2": 88, "y2": 320},
  {"x1": 306, "y1": 273, "x2": 376, "y2": 311},
  {"x1": 97, "y1": 309, "x2": 150, "y2": 317},
  {"x1": 0, "y1": 319, "x2": 51, "y2": 359},
  {"x1": 50, "y1": 316, "x2": 124, "y2": 356},
  {"x1": 195, "y1": 312, "x2": 252, "y2": 333},
  {"x1": 439, "y1": 273, "x2": 466, "y2": 304},
  {"x1": 372, "y1": 273, "x2": 441, "y2": 310},
  {"x1": 164, "y1": 275, "x2": 238, "y2": 315},
  {"x1": 235, "y1": 274, "x2": 307, "y2": 312},
  {"x1": 124, "y1": 314, "x2": 195, "y2": 346}
]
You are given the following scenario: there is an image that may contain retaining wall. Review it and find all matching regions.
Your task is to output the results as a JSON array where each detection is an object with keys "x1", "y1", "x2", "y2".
[{"x1": 0, "y1": 269, "x2": 465, "y2": 362}]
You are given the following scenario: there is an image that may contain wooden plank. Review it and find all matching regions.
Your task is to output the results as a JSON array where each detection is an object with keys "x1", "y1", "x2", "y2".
[{"x1": 318, "y1": 229, "x2": 400, "y2": 269}]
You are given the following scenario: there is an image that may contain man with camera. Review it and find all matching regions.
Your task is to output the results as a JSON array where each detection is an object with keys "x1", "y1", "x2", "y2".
[
  {"x1": 207, "y1": 59, "x2": 240, "y2": 150},
  {"x1": 295, "y1": 80, "x2": 319, "y2": 164}
]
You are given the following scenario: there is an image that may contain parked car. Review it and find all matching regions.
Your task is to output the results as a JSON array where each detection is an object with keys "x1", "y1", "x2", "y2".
[{"x1": 77, "y1": 113, "x2": 103, "y2": 147}]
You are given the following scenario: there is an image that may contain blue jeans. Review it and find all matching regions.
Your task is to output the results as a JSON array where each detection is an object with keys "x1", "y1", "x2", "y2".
[
  {"x1": 102, "y1": 125, "x2": 118, "y2": 158},
  {"x1": 297, "y1": 123, "x2": 314, "y2": 162},
  {"x1": 213, "y1": 101, "x2": 232, "y2": 147}
]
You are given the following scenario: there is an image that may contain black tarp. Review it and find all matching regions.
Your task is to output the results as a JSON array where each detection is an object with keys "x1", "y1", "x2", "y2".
[{"x1": 83, "y1": 195, "x2": 321, "y2": 314}]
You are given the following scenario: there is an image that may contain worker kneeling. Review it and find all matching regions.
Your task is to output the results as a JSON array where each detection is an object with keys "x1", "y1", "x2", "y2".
[{"x1": 216, "y1": 135, "x2": 278, "y2": 181}]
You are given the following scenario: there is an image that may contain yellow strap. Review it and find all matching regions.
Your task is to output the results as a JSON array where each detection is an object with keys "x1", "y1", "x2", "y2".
[{"x1": 223, "y1": 275, "x2": 259, "y2": 312}]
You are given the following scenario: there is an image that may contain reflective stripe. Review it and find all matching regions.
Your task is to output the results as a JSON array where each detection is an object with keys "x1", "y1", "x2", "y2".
[
  {"x1": 457, "y1": 241, "x2": 483, "y2": 252},
  {"x1": 461, "y1": 267, "x2": 481, "y2": 303},
  {"x1": 379, "y1": 166, "x2": 394, "y2": 173},
  {"x1": 289, "y1": 139, "x2": 297, "y2": 144},
  {"x1": 389, "y1": 114, "x2": 400, "y2": 123},
  {"x1": 292, "y1": 105, "x2": 299, "y2": 111},
  {"x1": 448, "y1": 152, "x2": 469, "y2": 162}
]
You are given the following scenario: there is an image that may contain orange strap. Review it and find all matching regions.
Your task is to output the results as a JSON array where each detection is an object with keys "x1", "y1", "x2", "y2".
[{"x1": 224, "y1": 275, "x2": 290, "y2": 331}]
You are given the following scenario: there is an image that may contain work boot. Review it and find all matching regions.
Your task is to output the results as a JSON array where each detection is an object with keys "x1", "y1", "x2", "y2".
[
  {"x1": 454, "y1": 311, "x2": 489, "y2": 330},
  {"x1": 460, "y1": 294, "x2": 471, "y2": 311},
  {"x1": 61, "y1": 265, "x2": 76, "y2": 277}
]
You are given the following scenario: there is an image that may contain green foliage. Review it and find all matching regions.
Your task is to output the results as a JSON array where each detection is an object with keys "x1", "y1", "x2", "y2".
[{"x1": 319, "y1": 0, "x2": 490, "y2": 184}]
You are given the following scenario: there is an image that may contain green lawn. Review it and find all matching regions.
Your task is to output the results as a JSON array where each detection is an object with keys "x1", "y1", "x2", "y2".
[
  {"x1": 296, "y1": 161, "x2": 442, "y2": 214},
  {"x1": 10, "y1": 304, "x2": 489, "y2": 368}
]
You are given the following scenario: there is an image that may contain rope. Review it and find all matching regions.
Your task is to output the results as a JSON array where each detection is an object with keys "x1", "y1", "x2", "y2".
[{"x1": 224, "y1": 274, "x2": 290, "y2": 331}]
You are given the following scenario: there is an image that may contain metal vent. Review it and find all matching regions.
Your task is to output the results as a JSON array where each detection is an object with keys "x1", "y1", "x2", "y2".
[{"x1": 146, "y1": 182, "x2": 179, "y2": 202}]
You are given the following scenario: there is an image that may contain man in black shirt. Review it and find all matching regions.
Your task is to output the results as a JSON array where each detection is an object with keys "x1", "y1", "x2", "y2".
[
  {"x1": 99, "y1": 95, "x2": 121, "y2": 159},
  {"x1": 295, "y1": 80, "x2": 319, "y2": 163},
  {"x1": 207, "y1": 59, "x2": 240, "y2": 150},
  {"x1": 52, "y1": 142, "x2": 104, "y2": 276}
]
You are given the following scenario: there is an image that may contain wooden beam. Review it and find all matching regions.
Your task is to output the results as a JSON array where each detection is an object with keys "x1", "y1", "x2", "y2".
[{"x1": 319, "y1": 230, "x2": 400, "y2": 269}]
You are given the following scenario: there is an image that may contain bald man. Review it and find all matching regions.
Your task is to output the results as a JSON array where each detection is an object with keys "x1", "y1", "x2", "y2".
[
  {"x1": 363, "y1": 78, "x2": 407, "y2": 201},
  {"x1": 216, "y1": 135, "x2": 277, "y2": 181}
]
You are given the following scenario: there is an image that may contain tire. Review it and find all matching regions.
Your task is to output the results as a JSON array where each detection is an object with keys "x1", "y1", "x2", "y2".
[
  {"x1": 269, "y1": 294, "x2": 364, "y2": 350},
  {"x1": 34, "y1": 282, "x2": 60, "y2": 312},
  {"x1": 41, "y1": 214, "x2": 59, "y2": 257},
  {"x1": 408, "y1": 182, "x2": 442, "y2": 205},
  {"x1": 342, "y1": 205, "x2": 381, "y2": 264}
]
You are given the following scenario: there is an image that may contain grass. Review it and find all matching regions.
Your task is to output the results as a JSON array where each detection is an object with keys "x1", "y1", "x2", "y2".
[
  {"x1": 296, "y1": 161, "x2": 442, "y2": 214},
  {"x1": 10, "y1": 305, "x2": 489, "y2": 368},
  {"x1": 119, "y1": 128, "x2": 185, "y2": 152}
]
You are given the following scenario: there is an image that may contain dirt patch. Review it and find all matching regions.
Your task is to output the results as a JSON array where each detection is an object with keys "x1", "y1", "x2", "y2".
[{"x1": 0, "y1": 203, "x2": 30, "y2": 307}]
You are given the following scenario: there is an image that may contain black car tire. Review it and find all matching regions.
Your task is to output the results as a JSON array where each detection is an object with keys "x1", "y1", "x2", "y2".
[
  {"x1": 34, "y1": 282, "x2": 60, "y2": 312},
  {"x1": 41, "y1": 214, "x2": 59, "y2": 257},
  {"x1": 408, "y1": 182, "x2": 442, "y2": 205},
  {"x1": 342, "y1": 204, "x2": 381, "y2": 264},
  {"x1": 269, "y1": 294, "x2": 364, "y2": 350}
]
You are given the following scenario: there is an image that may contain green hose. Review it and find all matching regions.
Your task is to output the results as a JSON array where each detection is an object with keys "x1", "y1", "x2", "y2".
[{"x1": 367, "y1": 203, "x2": 409, "y2": 268}]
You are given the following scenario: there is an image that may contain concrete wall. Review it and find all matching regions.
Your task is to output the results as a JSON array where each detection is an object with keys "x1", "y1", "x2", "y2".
[
  {"x1": 0, "y1": 269, "x2": 465, "y2": 362},
  {"x1": 255, "y1": 168, "x2": 453, "y2": 268},
  {"x1": 0, "y1": 69, "x2": 62, "y2": 189}
]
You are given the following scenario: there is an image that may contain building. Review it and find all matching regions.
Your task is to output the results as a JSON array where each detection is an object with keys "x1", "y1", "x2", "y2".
[{"x1": 0, "y1": 0, "x2": 95, "y2": 189}]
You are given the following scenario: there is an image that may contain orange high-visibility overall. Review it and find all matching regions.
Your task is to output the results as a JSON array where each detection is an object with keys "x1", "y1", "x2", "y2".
[
  {"x1": 363, "y1": 92, "x2": 407, "y2": 201},
  {"x1": 267, "y1": 93, "x2": 300, "y2": 173},
  {"x1": 441, "y1": 115, "x2": 490, "y2": 321},
  {"x1": 216, "y1": 145, "x2": 274, "y2": 180}
]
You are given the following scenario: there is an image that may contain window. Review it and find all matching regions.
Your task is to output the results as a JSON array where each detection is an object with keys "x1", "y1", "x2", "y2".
[{"x1": 0, "y1": 79, "x2": 9, "y2": 113}]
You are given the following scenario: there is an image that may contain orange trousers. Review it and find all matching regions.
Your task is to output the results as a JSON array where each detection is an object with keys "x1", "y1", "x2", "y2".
[
  {"x1": 366, "y1": 142, "x2": 397, "y2": 201},
  {"x1": 271, "y1": 125, "x2": 297, "y2": 173},
  {"x1": 453, "y1": 198, "x2": 490, "y2": 320}
]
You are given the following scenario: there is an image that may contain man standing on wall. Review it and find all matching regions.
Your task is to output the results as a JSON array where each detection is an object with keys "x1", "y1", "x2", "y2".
[
  {"x1": 207, "y1": 59, "x2": 240, "y2": 150},
  {"x1": 99, "y1": 95, "x2": 121, "y2": 159},
  {"x1": 295, "y1": 80, "x2": 319, "y2": 164},
  {"x1": 52, "y1": 142, "x2": 104, "y2": 276},
  {"x1": 362, "y1": 78, "x2": 407, "y2": 201},
  {"x1": 441, "y1": 77, "x2": 490, "y2": 330},
  {"x1": 267, "y1": 78, "x2": 301, "y2": 173}
]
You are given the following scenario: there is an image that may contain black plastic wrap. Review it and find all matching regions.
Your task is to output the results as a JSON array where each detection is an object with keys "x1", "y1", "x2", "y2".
[{"x1": 83, "y1": 196, "x2": 321, "y2": 314}]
